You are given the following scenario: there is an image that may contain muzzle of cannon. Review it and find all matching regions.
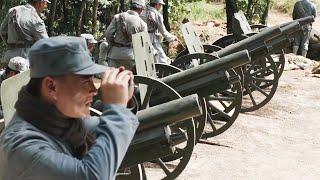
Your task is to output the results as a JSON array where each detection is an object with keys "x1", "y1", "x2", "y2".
[{"x1": 136, "y1": 94, "x2": 202, "y2": 132}]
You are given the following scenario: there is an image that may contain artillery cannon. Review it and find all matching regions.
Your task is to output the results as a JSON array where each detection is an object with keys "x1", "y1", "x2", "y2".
[
  {"x1": 133, "y1": 31, "x2": 251, "y2": 138},
  {"x1": 173, "y1": 17, "x2": 312, "y2": 115}
]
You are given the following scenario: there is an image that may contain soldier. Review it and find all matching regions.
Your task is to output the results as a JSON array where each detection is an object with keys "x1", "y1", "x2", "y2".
[
  {"x1": 292, "y1": 0, "x2": 317, "y2": 57},
  {"x1": 0, "y1": 56, "x2": 29, "y2": 83},
  {"x1": 0, "y1": 57, "x2": 29, "y2": 119},
  {"x1": 98, "y1": 39, "x2": 109, "y2": 66},
  {"x1": 140, "y1": 0, "x2": 178, "y2": 64},
  {"x1": 0, "y1": 36, "x2": 138, "y2": 179},
  {"x1": 80, "y1": 33, "x2": 98, "y2": 53},
  {"x1": 105, "y1": 0, "x2": 147, "y2": 70},
  {"x1": 0, "y1": 0, "x2": 50, "y2": 65}
]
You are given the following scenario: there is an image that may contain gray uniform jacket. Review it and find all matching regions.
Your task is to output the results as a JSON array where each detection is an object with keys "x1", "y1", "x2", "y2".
[
  {"x1": 0, "y1": 104, "x2": 139, "y2": 180},
  {"x1": 105, "y1": 10, "x2": 147, "y2": 61},
  {"x1": 140, "y1": 6, "x2": 176, "y2": 64},
  {"x1": 0, "y1": 3, "x2": 49, "y2": 63}
]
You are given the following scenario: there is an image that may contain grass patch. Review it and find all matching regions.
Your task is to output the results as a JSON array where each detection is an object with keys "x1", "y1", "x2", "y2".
[{"x1": 183, "y1": 1, "x2": 226, "y2": 22}]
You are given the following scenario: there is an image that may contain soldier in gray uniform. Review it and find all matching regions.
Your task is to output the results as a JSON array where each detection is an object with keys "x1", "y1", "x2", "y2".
[
  {"x1": 0, "y1": 0, "x2": 50, "y2": 64},
  {"x1": 292, "y1": 0, "x2": 317, "y2": 57},
  {"x1": 0, "y1": 57, "x2": 29, "y2": 120},
  {"x1": 0, "y1": 36, "x2": 138, "y2": 179},
  {"x1": 98, "y1": 39, "x2": 109, "y2": 66},
  {"x1": 140, "y1": 0, "x2": 178, "y2": 64},
  {"x1": 105, "y1": 0, "x2": 147, "y2": 70}
]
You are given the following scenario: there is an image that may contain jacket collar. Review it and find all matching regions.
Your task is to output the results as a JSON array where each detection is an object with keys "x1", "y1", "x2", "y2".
[
  {"x1": 127, "y1": 10, "x2": 139, "y2": 16},
  {"x1": 25, "y1": 3, "x2": 38, "y2": 14}
]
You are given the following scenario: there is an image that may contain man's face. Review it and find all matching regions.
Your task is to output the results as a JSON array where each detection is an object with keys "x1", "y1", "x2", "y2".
[
  {"x1": 53, "y1": 74, "x2": 98, "y2": 118},
  {"x1": 88, "y1": 43, "x2": 94, "y2": 53},
  {"x1": 155, "y1": 3, "x2": 162, "y2": 11},
  {"x1": 35, "y1": 1, "x2": 48, "y2": 13}
]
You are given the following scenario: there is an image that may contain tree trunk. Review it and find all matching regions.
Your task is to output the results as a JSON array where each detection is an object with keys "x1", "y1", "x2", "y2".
[
  {"x1": 163, "y1": 0, "x2": 170, "y2": 31},
  {"x1": 261, "y1": 0, "x2": 270, "y2": 25},
  {"x1": 226, "y1": 0, "x2": 237, "y2": 33},
  {"x1": 119, "y1": 0, "x2": 125, "y2": 12},
  {"x1": 92, "y1": 0, "x2": 98, "y2": 35},
  {"x1": 48, "y1": 0, "x2": 57, "y2": 36},
  {"x1": 83, "y1": 0, "x2": 88, "y2": 32},
  {"x1": 76, "y1": 0, "x2": 87, "y2": 36},
  {"x1": 62, "y1": 0, "x2": 70, "y2": 33},
  {"x1": 246, "y1": 0, "x2": 253, "y2": 23}
]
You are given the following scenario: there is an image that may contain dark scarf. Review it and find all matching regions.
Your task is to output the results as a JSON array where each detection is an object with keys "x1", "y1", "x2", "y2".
[{"x1": 15, "y1": 87, "x2": 95, "y2": 159}]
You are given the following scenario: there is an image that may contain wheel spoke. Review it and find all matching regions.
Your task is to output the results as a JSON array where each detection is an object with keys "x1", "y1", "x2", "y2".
[
  {"x1": 251, "y1": 77, "x2": 274, "y2": 83},
  {"x1": 155, "y1": 158, "x2": 171, "y2": 175},
  {"x1": 140, "y1": 86, "x2": 153, "y2": 109},
  {"x1": 249, "y1": 82, "x2": 269, "y2": 97},
  {"x1": 208, "y1": 104, "x2": 231, "y2": 121},
  {"x1": 244, "y1": 84, "x2": 257, "y2": 106},
  {"x1": 250, "y1": 65, "x2": 273, "y2": 76},
  {"x1": 206, "y1": 113, "x2": 217, "y2": 130}
]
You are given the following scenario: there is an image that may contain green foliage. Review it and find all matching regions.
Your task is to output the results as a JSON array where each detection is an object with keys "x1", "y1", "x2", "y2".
[
  {"x1": 233, "y1": 0, "x2": 271, "y2": 24},
  {"x1": 184, "y1": 1, "x2": 225, "y2": 22}
]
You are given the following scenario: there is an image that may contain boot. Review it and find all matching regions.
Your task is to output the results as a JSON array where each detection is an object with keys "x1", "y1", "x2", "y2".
[
  {"x1": 301, "y1": 50, "x2": 308, "y2": 57},
  {"x1": 292, "y1": 46, "x2": 299, "y2": 55}
]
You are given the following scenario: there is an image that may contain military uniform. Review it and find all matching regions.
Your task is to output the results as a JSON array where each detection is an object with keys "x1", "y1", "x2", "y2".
[
  {"x1": 105, "y1": 10, "x2": 147, "y2": 70},
  {"x1": 292, "y1": 0, "x2": 317, "y2": 56},
  {"x1": 140, "y1": 5, "x2": 177, "y2": 64},
  {"x1": 98, "y1": 41, "x2": 109, "y2": 65},
  {"x1": 0, "y1": 3, "x2": 49, "y2": 63}
]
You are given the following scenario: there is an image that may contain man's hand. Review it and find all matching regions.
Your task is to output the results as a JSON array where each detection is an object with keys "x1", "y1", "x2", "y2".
[{"x1": 100, "y1": 67, "x2": 134, "y2": 107}]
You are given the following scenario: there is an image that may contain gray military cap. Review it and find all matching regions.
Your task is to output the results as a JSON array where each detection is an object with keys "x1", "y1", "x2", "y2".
[
  {"x1": 150, "y1": 0, "x2": 165, "y2": 5},
  {"x1": 8, "y1": 57, "x2": 29, "y2": 72},
  {"x1": 81, "y1": 33, "x2": 98, "y2": 44},
  {"x1": 29, "y1": 0, "x2": 51, "y2": 3},
  {"x1": 132, "y1": 0, "x2": 146, "y2": 8},
  {"x1": 28, "y1": 36, "x2": 107, "y2": 78}
]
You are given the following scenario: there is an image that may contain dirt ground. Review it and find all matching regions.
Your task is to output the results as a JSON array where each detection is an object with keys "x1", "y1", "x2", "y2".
[
  {"x1": 150, "y1": 11, "x2": 320, "y2": 180},
  {"x1": 176, "y1": 69, "x2": 320, "y2": 180}
]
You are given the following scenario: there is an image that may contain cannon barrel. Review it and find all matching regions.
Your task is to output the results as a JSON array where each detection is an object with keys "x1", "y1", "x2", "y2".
[
  {"x1": 162, "y1": 50, "x2": 250, "y2": 88},
  {"x1": 148, "y1": 50, "x2": 250, "y2": 99},
  {"x1": 121, "y1": 95, "x2": 202, "y2": 168},
  {"x1": 137, "y1": 94, "x2": 202, "y2": 132},
  {"x1": 281, "y1": 16, "x2": 315, "y2": 28},
  {"x1": 216, "y1": 22, "x2": 301, "y2": 58}
]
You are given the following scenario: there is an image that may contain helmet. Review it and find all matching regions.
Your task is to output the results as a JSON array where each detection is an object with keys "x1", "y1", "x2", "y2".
[
  {"x1": 132, "y1": 0, "x2": 146, "y2": 8},
  {"x1": 150, "y1": 0, "x2": 165, "y2": 5}
]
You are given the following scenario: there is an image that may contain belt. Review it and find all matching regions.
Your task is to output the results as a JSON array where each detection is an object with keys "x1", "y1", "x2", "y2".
[
  {"x1": 112, "y1": 42, "x2": 132, "y2": 48},
  {"x1": 148, "y1": 31, "x2": 155, "y2": 33},
  {"x1": 7, "y1": 43, "x2": 32, "y2": 48}
]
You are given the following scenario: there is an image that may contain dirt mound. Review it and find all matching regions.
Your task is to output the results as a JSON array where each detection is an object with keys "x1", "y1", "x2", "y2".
[{"x1": 284, "y1": 54, "x2": 319, "y2": 71}]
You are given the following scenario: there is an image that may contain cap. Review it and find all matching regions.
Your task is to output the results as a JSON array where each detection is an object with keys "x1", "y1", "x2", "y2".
[
  {"x1": 8, "y1": 57, "x2": 29, "y2": 72},
  {"x1": 29, "y1": 0, "x2": 51, "y2": 3},
  {"x1": 132, "y1": 0, "x2": 146, "y2": 8},
  {"x1": 150, "y1": 0, "x2": 165, "y2": 5},
  {"x1": 28, "y1": 36, "x2": 107, "y2": 78},
  {"x1": 80, "y1": 33, "x2": 98, "y2": 44}
]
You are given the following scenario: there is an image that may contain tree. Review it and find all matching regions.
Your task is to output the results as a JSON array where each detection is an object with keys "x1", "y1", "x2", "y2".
[
  {"x1": 92, "y1": 0, "x2": 99, "y2": 35},
  {"x1": 48, "y1": 0, "x2": 57, "y2": 36},
  {"x1": 226, "y1": 0, "x2": 238, "y2": 33}
]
